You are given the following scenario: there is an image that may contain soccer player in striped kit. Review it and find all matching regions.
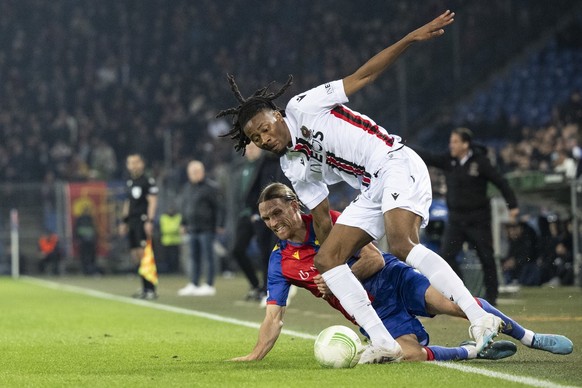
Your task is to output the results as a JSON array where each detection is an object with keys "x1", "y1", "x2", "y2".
[{"x1": 219, "y1": 10, "x2": 505, "y2": 363}]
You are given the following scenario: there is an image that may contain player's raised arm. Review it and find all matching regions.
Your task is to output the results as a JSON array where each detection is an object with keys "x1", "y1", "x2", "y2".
[
  {"x1": 230, "y1": 305, "x2": 286, "y2": 361},
  {"x1": 342, "y1": 10, "x2": 455, "y2": 97}
]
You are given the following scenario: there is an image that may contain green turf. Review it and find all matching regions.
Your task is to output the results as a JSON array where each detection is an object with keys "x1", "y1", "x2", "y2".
[{"x1": 0, "y1": 276, "x2": 580, "y2": 387}]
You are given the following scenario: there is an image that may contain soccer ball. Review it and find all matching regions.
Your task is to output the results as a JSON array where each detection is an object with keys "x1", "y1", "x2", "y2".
[{"x1": 314, "y1": 325, "x2": 363, "y2": 368}]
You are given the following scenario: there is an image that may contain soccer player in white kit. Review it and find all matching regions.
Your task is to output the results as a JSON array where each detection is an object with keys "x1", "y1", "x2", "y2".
[{"x1": 218, "y1": 10, "x2": 504, "y2": 363}]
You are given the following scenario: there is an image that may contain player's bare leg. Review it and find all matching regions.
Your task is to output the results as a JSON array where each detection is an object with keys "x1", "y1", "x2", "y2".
[
  {"x1": 314, "y1": 224, "x2": 403, "y2": 363},
  {"x1": 384, "y1": 208, "x2": 503, "y2": 352},
  {"x1": 424, "y1": 285, "x2": 465, "y2": 318}
]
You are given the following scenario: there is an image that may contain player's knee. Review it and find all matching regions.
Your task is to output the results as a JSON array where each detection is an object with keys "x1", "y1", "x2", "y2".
[
  {"x1": 402, "y1": 347, "x2": 426, "y2": 361},
  {"x1": 314, "y1": 252, "x2": 336, "y2": 273}
]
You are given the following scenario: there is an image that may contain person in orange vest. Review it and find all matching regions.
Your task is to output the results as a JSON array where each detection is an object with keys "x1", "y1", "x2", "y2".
[{"x1": 38, "y1": 228, "x2": 61, "y2": 275}]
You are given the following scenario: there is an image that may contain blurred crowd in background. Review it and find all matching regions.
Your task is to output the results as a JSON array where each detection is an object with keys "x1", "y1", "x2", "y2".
[{"x1": 0, "y1": 1, "x2": 581, "y2": 289}]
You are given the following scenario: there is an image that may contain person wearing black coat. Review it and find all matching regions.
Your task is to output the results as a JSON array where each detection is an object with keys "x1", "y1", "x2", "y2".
[
  {"x1": 412, "y1": 128, "x2": 519, "y2": 305},
  {"x1": 227, "y1": 143, "x2": 291, "y2": 301},
  {"x1": 178, "y1": 160, "x2": 224, "y2": 296}
]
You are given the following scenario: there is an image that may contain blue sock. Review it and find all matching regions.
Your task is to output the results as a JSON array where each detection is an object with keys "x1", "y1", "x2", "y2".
[
  {"x1": 476, "y1": 297, "x2": 526, "y2": 341},
  {"x1": 425, "y1": 346, "x2": 468, "y2": 361}
]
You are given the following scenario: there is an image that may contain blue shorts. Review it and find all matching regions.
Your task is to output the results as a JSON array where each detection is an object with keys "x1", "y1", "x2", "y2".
[{"x1": 359, "y1": 254, "x2": 432, "y2": 345}]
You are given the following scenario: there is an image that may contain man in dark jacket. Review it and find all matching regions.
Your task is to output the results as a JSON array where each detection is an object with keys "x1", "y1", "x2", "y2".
[
  {"x1": 178, "y1": 160, "x2": 224, "y2": 296},
  {"x1": 227, "y1": 143, "x2": 291, "y2": 301},
  {"x1": 413, "y1": 128, "x2": 519, "y2": 305}
]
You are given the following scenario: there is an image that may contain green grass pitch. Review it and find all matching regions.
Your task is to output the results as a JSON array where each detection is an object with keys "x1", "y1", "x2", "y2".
[{"x1": 0, "y1": 275, "x2": 580, "y2": 387}]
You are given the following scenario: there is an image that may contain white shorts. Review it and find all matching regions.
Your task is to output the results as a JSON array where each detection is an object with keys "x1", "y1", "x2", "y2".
[{"x1": 336, "y1": 146, "x2": 432, "y2": 240}]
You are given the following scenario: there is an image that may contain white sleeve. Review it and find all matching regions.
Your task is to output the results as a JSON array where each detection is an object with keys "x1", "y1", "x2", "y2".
[
  {"x1": 286, "y1": 80, "x2": 348, "y2": 115},
  {"x1": 292, "y1": 180, "x2": 329, "y2": 210}
]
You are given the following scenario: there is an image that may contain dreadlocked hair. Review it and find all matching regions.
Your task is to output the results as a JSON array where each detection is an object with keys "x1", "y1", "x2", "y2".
[{"x1": 216, "y1": 74, "x2": 293, "y2": 155}]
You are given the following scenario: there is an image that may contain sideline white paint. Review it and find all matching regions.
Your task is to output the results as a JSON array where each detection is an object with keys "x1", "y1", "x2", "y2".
[{"x1": 22, "y1": 277, "x2": 577, "y2": 388}]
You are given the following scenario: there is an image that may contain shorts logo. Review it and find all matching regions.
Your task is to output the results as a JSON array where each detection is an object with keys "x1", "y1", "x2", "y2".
[
  {"x1": 324, "y1": 83, "x2": 333, "y2": 95},
  {"x1": 391, "y1": 193, "x2": 399, "y2": 200},
  {"x1": 296, "y1": 94, "x2": 306, "y2": 102}
]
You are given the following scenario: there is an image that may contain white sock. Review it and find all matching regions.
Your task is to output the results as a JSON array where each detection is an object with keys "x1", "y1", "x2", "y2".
[
  {"x1": 461, "y1": 344, "x2": 478, "y2": 359},
  {"x1": 321, "y1": 264, "x2": 397, "y2": 348},
  {"x1": 521, "y1": 329, "x2": 535, "y2": 347},
  {"x1": 405, "y1": 244, "x2": 487, "y2": 323}
]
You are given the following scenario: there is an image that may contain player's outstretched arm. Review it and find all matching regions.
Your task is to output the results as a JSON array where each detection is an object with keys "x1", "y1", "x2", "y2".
[
  {"x1": 343, "y1": 10, "x2": 455, "y2": 97},
  {"x1": 230, "y1": 305, "x2": 285, "y2": 361}
]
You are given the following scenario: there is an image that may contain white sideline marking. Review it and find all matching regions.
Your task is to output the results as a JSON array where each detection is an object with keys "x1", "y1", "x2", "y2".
[
  {"x1": 435, "y1": 363, "x2": 579, "y2": 388},
  {"x1": 23, "y1": 277, "x2": 577, "y2": 388},
  {"x1": 22, "y1": 277, "x2": 315, "y2": 340}
]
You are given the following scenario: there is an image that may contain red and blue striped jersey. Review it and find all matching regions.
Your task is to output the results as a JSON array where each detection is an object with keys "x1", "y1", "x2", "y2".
[{"x1": 266, "y1": 210, "x2": 355, "y2": 322}]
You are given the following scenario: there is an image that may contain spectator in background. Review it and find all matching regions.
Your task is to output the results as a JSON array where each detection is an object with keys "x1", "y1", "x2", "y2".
[
  {"x1": 159, "y1": 204, "x2": 182, "y2": 274},
  {"x1": 178, "y1": 160, "x2": 224, "y2": 297},
  {"x1": 501, "y1": 221, "x2": 540, "y2": 287},
  {"x1": 540, "y1": 215, "x2": 574, "y2": 286},
  {"x1": 412, "y1": 128, "x2": 519, "y2": 306},
  {"x1": 552, "y1": 149, "x2": 577, "y2": 180},
  {"x1": 89, "y1": 137, "x2": 118, "y2": 180},
  {"x1": 40, "y1": 171, "x2": 57, "y2": 232},
  {"x1": 38, "y1": 228, "x2": 61, "y2": 275},
  {"x1": 74, "y1": 206, "x2": 99, "y2": 275}
]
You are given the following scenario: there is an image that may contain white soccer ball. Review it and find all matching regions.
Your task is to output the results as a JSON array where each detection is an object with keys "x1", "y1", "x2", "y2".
[{"x1": 314, "y1": 325, "x2": 363, "y2": 368}]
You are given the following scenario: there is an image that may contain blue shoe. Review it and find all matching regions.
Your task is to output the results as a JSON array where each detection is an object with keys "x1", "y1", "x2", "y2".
[
  {"x1": 461, "y1": 340, "x2": 517, "y2": 360},
  {"x1": 531, "y1": 334, "x2": 573, "y2": 355}
]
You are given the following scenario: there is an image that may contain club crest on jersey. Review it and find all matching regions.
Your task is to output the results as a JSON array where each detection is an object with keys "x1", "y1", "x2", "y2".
[
  {"x1": 300, "y1": 126, "x2": 312, "y2": 139},
  {"x1": 131, "y1": 186, "x2": 142, "y2": 199},
  {"x1": 469, "y1": 162, "x2": 479, "y2": 176}
]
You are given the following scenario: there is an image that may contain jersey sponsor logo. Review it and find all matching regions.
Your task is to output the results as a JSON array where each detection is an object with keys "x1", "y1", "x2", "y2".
[
  {"x1": 131, "y1": 186, "x2": 143, "y2": 199},
  {"x1": 296, "y1": 94, "x2": 306, "y2": 102},
  {"x1": 298, "y1": 265, "x2": 317, "y2": 280},
  {"x1": 324, "y1": 83, "x2": 333, "y2": 95},
  {"x1": 391, "y1": 192, "x2": 399, "y2": 200}
]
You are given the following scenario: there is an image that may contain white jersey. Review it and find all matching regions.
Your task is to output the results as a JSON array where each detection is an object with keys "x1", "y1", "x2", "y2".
[{"x1": 281, "y1": 80, "x2": 403, "y2": 209}]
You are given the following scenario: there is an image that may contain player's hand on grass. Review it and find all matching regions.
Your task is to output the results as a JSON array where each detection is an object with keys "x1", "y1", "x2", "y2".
[
  {"x1": 229, "y1": 355, "x2": 257, "y2": 362},
  {"x1": 407, "y1": 10, "x2": 455, "y2": 42},
  {"x1": 314, "y1": 274, "x2": 333, "y2": 299}
]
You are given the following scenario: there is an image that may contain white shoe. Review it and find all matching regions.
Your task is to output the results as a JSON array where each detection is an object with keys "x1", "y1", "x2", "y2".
[
  {"x1": 177, "y1": 283, "x2": 198, "y2": 296},
  {"x1": 358, "y1": 343, "x2": 403, "y2": 364},
  {"x1": 192, "y1": 284, "x2": 216, "y2": 296},
  {"x1": 469, "y1": 313, "x2": 504, "y2": 352}
]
